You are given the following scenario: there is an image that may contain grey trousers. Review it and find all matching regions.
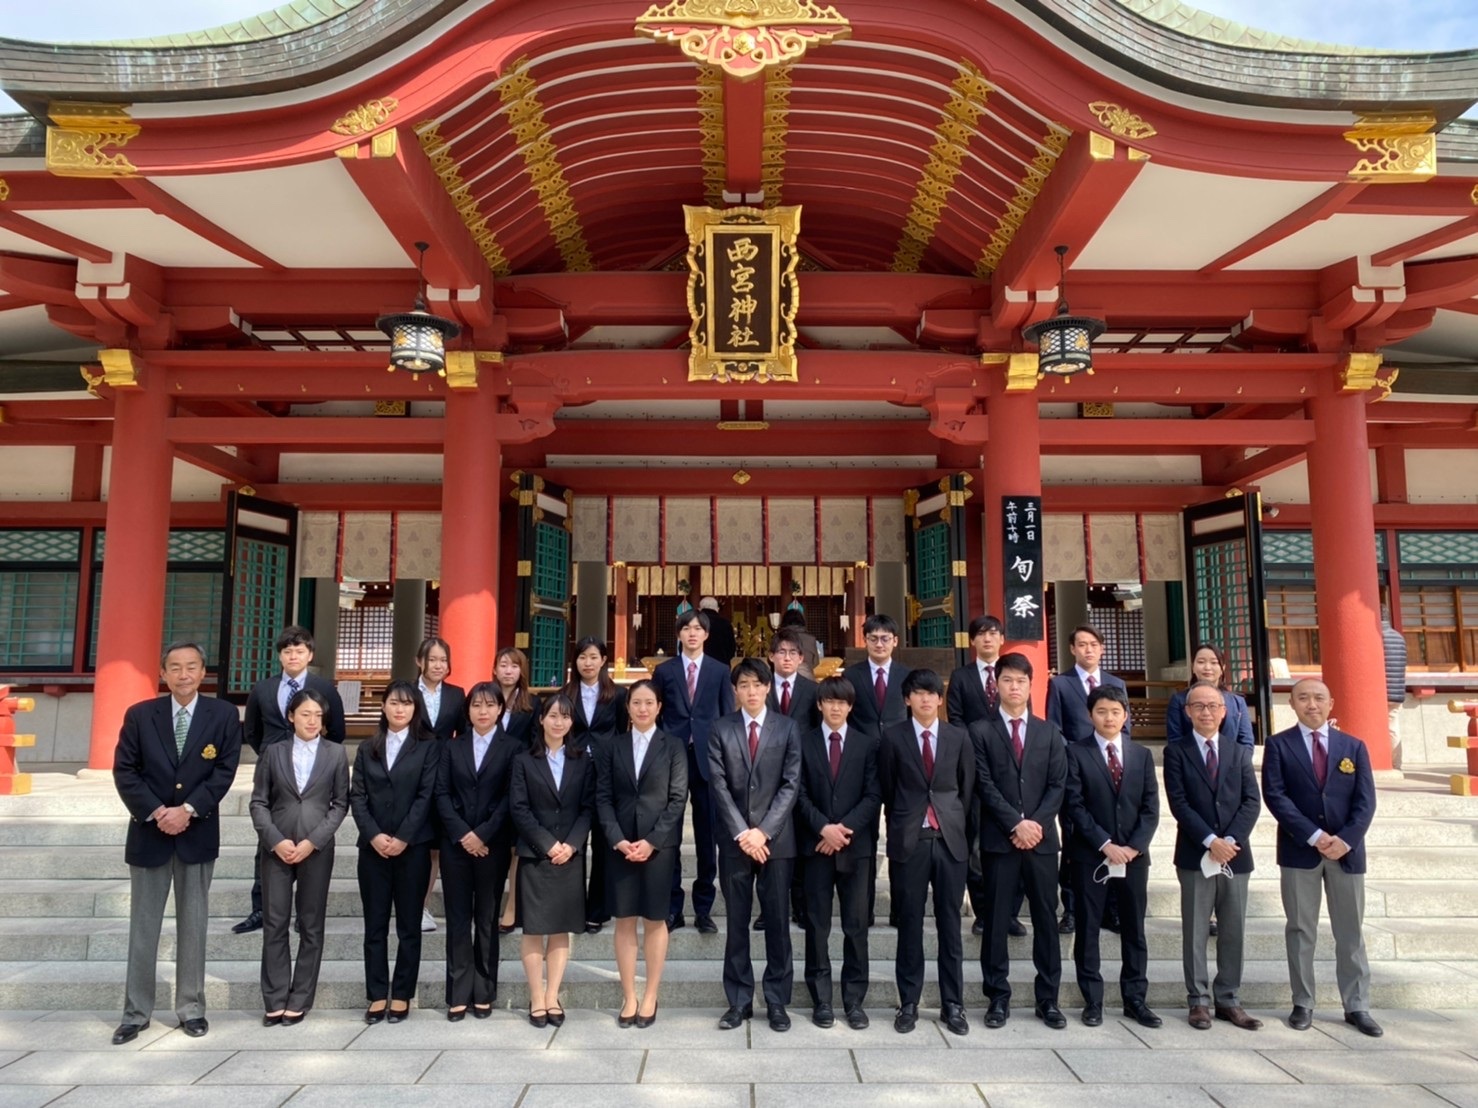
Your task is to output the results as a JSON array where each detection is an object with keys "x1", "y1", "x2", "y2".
[
  {"x1": 1177, "y1": 866, "x2": 1249, "y2": 1008},
  {"x1": 123, "y1": 857, "x2": 214, "y2": 1026},
  {"x1": 1280, "y1": 859, "x2": 1371, "y2": 1012},
  {"x1": 261, "y1": 846, "x2": 335, "y2": 1014}
]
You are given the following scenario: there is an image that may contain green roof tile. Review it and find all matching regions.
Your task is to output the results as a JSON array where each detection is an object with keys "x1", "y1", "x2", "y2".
[
  {"x1": 1119, "y1": 0, "x2": 1395, "y2": 55},
  {"x1": 81, "y1": 0, "x2": 365, "y2": 49}
]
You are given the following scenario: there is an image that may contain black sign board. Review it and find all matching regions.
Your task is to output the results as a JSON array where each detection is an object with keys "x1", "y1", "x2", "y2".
[{"x1": 1002, "y1": 494, "x2": 1044, "y2": 641}]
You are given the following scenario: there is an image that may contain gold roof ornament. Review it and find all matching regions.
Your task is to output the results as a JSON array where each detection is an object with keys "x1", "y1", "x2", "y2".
[{"x1": 636, "y1": 0, "x2": 851, "y2": 80}]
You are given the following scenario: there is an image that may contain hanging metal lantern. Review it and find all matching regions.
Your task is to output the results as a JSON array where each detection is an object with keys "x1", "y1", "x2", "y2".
[
  {"x1": 376, "y1": 242, "x2": 461, "y2": 379},
  {"x1": 1022, "y1": 245, "x2": 1105, "y2": 378}
]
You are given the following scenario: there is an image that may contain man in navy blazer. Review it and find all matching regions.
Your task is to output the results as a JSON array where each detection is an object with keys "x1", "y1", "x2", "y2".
[
  {"x1": 653, "y1": 609, "x2": 734, "y2": 932},
  {"x1": 1261, "y1": 677, "x2": 1381, "y2": 1037},
  {"x1": 111, "y1": 641, "x2": 242, "y2": 1044},
  {"x1": 842, "y1": 613, "x2": 906, "y2": 927}
]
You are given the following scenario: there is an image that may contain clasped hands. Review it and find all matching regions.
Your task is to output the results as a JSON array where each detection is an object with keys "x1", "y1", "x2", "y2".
[
  {"x1": 615, "y1": 839, "x2": 655, "y2": 862},
  {"x1": 1010, "y1": 819, "x2": 1043, "y2": 850},
  {"x1": 1314, "y1": 832, "x2": 1351, "y2": 860},
  {"x1": 736, "y1": 827, "x2": 770, "y2": 862},
  {"x1": 151, "y1": 805, "x2": 192, "y2": 835},
  {"x1": 814, "y1": 823, "x2": 852, "y2": 856},
  {"x1": 1207, "y1": 837, "x2": 1241, "y2": 865},
  {"x1": 1100, "y1": 842, "x2": 1140, "y2": 866},
  {"x1": 546, "y1": 841, "x2": 576, "y2": 865},
  {"x1": 273, "y1": 838, "x2": 317, "y2": 864},
  {"x1": 459, "y1": 831, "x2": 489, "y2": 858},
  {"x1": 371, "y1": 833, "x2": 407, "y2": 859}
]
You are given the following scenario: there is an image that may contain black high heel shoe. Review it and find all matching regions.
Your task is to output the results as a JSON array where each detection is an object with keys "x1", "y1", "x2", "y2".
[
  {"x1": 546, "y1": 1006, "x2": 566, "y2": 1028},
  {"x1": 529, "y1": 1008, "x2": 548, "y2": 1028},
  {"x1": 636, "y1": 1001, "x2": 658, "y2": 1029},
  {"x1": 618, "y1": 1002, "x2": 638, "y2": 1029},
  {"x1": 447, "y1": 1007, "x2": 467, "y2": 1023},
  {"x1": 364, "y1": 1003, "x2": 387, "y2": 1026},
  {"x1": 281, "y1": 1012, "x2": 306, "y2": 1026},
  {"x1": 263, "y1": 1012, "x2": 284, "y2": 1027},
  {"x1": 387, "y1": 1003, "x2": 410, "y2": 1024},
  {"x1": 472, "y1": 1005, "x2": 493, "y2": 1020}
]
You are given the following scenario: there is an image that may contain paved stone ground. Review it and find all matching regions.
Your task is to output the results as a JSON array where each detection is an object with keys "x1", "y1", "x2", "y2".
[{"x1": 1, "y1": 1005, "x2": 1477, "y2": 1106}]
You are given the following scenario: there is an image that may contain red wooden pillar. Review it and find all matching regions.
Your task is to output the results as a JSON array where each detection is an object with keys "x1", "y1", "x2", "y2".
[
  {"x1": 439, "y1": 386, "x2": 500, "y2": 690},
  {"x1": 1307, "y1": 384, "x2": 1390, "y2": 768},
  {"x1": 87, "y1": 383, "x2": 172, "y2": 769},
  {"x1": 984, "y1": 375, "x2": 1048, "y2": 716}
]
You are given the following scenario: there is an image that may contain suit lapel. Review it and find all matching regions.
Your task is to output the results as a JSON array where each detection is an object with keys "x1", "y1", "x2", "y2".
[
  {"x1": 155, "y1": 699, "x2": 182, "y2": 766},
  {"x1": 618, "y1": 731, "x2": 639, "y2": 784},
  {"x1": 1284, "y1": 727, "x2": 1319, "y2": 787}
]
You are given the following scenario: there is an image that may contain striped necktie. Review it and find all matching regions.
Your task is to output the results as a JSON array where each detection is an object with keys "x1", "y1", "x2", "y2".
[{"x1": 174, "y1": 707, "x2": 189, "y2": 757}]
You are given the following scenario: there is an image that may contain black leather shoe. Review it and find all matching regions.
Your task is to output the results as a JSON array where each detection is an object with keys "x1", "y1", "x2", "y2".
[
  {"x1": 111, "y1": 1021, "x2": 147, "y2": 1045},
  {"x1": 364, "y1": 1005, "x2": 386, "y2": 1025},
  {"x1": 812, "y1": 1003, "x2": 835, "y2": 1028},
  {"x1": 180, "y1": 1018, "x2": 208, "y2": 1038},
  {"x1": 894, "y1": 1003, "x2": 918, "y2": 1034},
  {"x1": 546, "y1": 1007, "x2": 565, "y2": 1028},
  {"x1": 585, "y1": 921, "x2": 604, "y2": 935},
  {"x1": 1123, "y1": 1002, "x2": 1162, "y2": 1028},
  {"x1": 1082, "y1": 1004, "x2": 1103, "y2": 1027},
  {"x1": 262, "y1": 1014, "x2": 283, "y2": 1027},
  {"x1": 281, "y1": 1012, "x2": 305, "y2": 1026},
  {"x1": 767, "y1": 1004, "x2": 791, "y2": 1032},
  {"x1": 1208, "y1": 917, "x2": 1219, "y2": 937},
  {"x1": 472, "y1": 1005, "x2": 493, "y2": 1019},
  {"x1": 971, "y1": 917, "x2": 986, "y2": 937},
  {"x1": 447, "y1": 1008, "x2": 466, "y2": 1023},
  {"x1": 1345, "y1": 1010, "x2": 1384, "y2": 1037},
  {"x1": 528, "y1": 1009, "x2": 548, "y2": 1028},
  {"x1": 635, "y1": 1003, "x2": 658, "y2": 1029},
  {"x1": 984, "y1": 999, "x2": 1009, "y2": 1029},
  {"x1": 718, "y1": 1004, "x2": 752, "y2": 1030},
  {"x1": 387, "y1": 1005, "x2": 410, "y2": 1024},
  {"x1": 498, "y1": 923, "x2": 516, "y2": 935},
  {"x1": 1288, "y1": 1005, "x2": 1313, "y2": 1030},
  {"x1": 695, "y1": 915, "x2": 718, "y2": 934},
  {"x1": 1057, "y1": 913, "x2": 1075, "y2": 934},
  {"x1": 753, "y1": 915, "x2": 767, "y2": 931},
  {"x1": 845, "y1": 1006, "x2": 869, "y2": 1030},
  {"x1": 1007, "y1": 918, "x2": 1027, "y2": 937},
  {"x1": 666, "y1": 914, "x2": 686, "y2": 932},
  {"x1": 941, "y1": 1002, "x2": 969, "y2": 1036},
  {"x1": 1035, "y1": 1001, "x2": 1067, "y2": 1029},
  {"x1": 231, "y1": 911, "x2": 263, "y2": 934}
]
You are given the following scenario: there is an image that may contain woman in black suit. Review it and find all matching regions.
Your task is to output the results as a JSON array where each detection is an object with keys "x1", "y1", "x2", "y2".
[
  {"x1": 496, "y1": 646, "x2": 540, "y2": 933},
  {"x1": 436, "y1": 682, "x2": 518, "y2": 1020},
  {"x1": 509, "y1": 692, "x2": 594, "y2": 1027},
  {"x1": 564, "y1": 636, "x2": 628, "y2": 934},
  {"x1": 350, "y1": 681, "x2": 442, "y2": 1024},
  {"x1": 417, "y1": 636, "x2": 465, "y2": 933},
  {"x1": 595, "y1": 678, "x2": 686, "y2": 1027}
]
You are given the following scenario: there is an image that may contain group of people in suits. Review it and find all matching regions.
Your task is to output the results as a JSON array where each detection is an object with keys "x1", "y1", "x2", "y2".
[{"x1": 108, "y1": 608, "x2": 1384, "y2": 1044}]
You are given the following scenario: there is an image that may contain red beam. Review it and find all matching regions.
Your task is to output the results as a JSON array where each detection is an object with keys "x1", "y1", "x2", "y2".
[
  {"x1": 1040, "y1": 485, "x2": 1229, "y2": 513},
  {"x1": 166, "y1": 416, "x2": 447, "y2": 446},
  {"x1": 117, "y1": 179, "x2": 286, "y2": 271},
  {"x1": 241, "y1": 483, "x2": 442, "y2": 510},
  {"x1": 1365, "y1": 402, "x2": 1478, "y2": 424},
  {"x1": 173, "y1": 444, "x2": 266, "y2": 484},
  {"x1": 1367, "y1": 425, "x2": 1476, "y2": 448},
  {"x1": 0, "y1": 398, "x2": 113, "y2": 420},
  {"x1": 723, "y1": 73, "x2": 765, "y2": 197},
  {"x1": 1372, "y1": 213, "x2": 1478, "y2": 268},
  {"x1": 1203, "y1": 443, "x2": 1307, "y2": 486},
  {"x1": 0, "y1": 501, "x2": 222, "y2": 526},
  {"x1": 1201, "y1": 184, "x2": 1364, "y2": 273},
  {"x1": 1271, "y1": 503, "x2": 1478, "y2": 528},
  {"x1": 0, "y1": 210, "x2": 112, "y2": 264},
  {"x1": 0, "y1": 424, "x2": 112, "y2": 445}
]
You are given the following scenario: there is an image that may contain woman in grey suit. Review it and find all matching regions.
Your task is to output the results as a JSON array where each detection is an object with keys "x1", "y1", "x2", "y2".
[
  {"x1": 249, "y1": 688, "x2": 350, "y2": 1026},
  {"x1": 595, "y1": 679, "x2": 686, "y2": 1027}
]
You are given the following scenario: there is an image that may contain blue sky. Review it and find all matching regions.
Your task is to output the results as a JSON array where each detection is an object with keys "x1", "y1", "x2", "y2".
[{"x1": 0, "y1": 0, "x2": 1475, "y2": 113}]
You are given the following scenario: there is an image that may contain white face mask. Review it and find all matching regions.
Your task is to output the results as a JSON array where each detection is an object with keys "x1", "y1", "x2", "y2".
[
  {"x1": 1200, "y1": 852, "x2": 1234, "y2": 880},
  {"x1": 1093, "y1": 861, "x2": 1127, "y2": 883}
]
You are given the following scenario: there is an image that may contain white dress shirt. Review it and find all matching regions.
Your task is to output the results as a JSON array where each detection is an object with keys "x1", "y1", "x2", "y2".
[
  {"x1": 580, "y1": 682, "x2": 599, "y2": 726},
  {"x1": 1192, "y1": 730, "x2": 1230, "y2": 847},
  {"x1": 292, "y1": 736, "x2": 320, "y2": 794},
  {"x1": 1075, "y1": 665, "x2": 1101, "y2": 697},
  {"x1": 632, "y1": 727, "x2": 656, "y2": 775},
  {"x1": 471, "y1": 728, "x2": 495, "y2": 772},
  {"x1": 385, "y1": 727, "x2": 408, "y2": 770},
  {"x1": 418, "y1": 680, "x2": 442, "y2": 726},
  {"x1": 278, "y1": 671, "x2": 308, "y2": 718},
  {"x1": 547, "y1": 745, "x2": 567, "y2": 789},
  {"x1": 911, "y1": 717, "x2": 940, "y2": 828}
]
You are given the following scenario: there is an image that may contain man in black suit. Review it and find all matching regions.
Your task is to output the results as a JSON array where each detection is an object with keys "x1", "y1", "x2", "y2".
[
  {"x1": 699, "y1": 596, "x2": 737, "y2": 665},
  {"x1": 879, "y1": 668, "x2": 974, "y2": 1036},
  {"x1": 970, "y1": 652, "x2": 1068, "y2": 1030},
  {"x1": 1164, "y1": 681, "x2": 1263, "y2": 1032},
  {"x1": 1064, "y1": 683, "x2": 1160, "y2": 1028},
  {"x1": 1262, "y1": 678, "x2": 1381, "y2": 1037},
  {"x1": 709, "y1": 659, "x2": 803, "y2": 1032},
  {"x1": 843, "y1": 613, "x2": 906, "y2": 927},
  {"x1": 111, "y1": 641, "x2": 242, "y2": 1044},
  {"x1": 1047, "y1": 624, "x2": 1130, "y2": 935},
  {"x1": 764, "y1": 626, "x2": 820, "y2": 930},
  {"x1": 796, "y1": 675, "x2": 879, "y2": 1030},
  {"x1": 653, "y1": 610, "x2": 735, "y2": 933},
  {"x1": 235, "y1": 625, "x2": 346, "y2": 934}
]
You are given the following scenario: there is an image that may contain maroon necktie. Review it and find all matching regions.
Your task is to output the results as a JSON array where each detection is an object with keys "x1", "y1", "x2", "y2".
[
  {"x1": 1087, "y1": 674, "x2": 1098, "y2": 693},
  {"x1": 874, "y1": 667, "x2": 887, "y2": 711},
  {"x1": 1312, "y1": 730, "x2": 1328, "y2": 787},
  {"x1": 686, "y1": 661, "x2": 697, "y2": 702},
  {"x1": 984, "y1": 665, "x2": 997, "y2": 709},
  {"x1": 748, "y1": 720, "x2": 760, "y2": 762},
  {"x1": 1010, "y1": 718, "x2": 1024, "y2": 767},
  {"x1": 921, "y1": 729, "x2": 940, "y2": 830},
  {"x1": 1106, "y1": 741, "x2": 1123, "y2": 793},
  {"x1": 1205, "y1": 738, "x2": 1218, "y2": 786},
  {"x1": 828, "y1": 731, "x2": 843, "y2": 781},
  {"x1": 780, "y1": 681, "x2": 792, "y2": 715}
]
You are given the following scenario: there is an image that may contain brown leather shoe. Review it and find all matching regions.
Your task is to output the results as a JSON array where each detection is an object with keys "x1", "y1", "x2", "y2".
[
  {"x1": 1187, "y1": 1005, "x2": 1212, "y2": 1030},
  {"x1": 1215, "y1": 1005, "x2": 1263, "y2": 1031}
]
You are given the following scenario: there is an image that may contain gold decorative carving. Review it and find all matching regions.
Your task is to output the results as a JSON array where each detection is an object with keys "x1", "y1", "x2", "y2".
[
  {"x1": 1373, "y1": 368, "x2": 1400, "y2": 401},
  {"x1": 371, "y1": 130, "x2": 398, "y2": 158},
  {"x1": 955, "y1": 631, "x2": 971, "y2": 649},
  {"x1": 905, "y1": 594, "x2": 922, "y2": 627},
  {"x1": 760, "y1": 65, "x2": 793, "y2": 207},
  {"x1": 952, "y1": 560, "x2": 968, "y2": 577},
  {"x1": 1340, "y1": 352, "x2": 1384, "y2": 392},
  {"x1": 902, "y1": 487, "x2": 921, "y2": 517},
  {"x1": 1087, "y1": 102, "x2": 1157, "y2": 141},
  {"x1": 497, "y1": 58, "x2": 592, "y2": 271},
  {"x1": 1472, "y1": 184, "x2": 1478, "y2": 205},
  {"x1": 635, "y1": 0, "x2": 851, "y2": 81},
  {"x1": 0, "y1": 178, "x2": 8, "y2": 202},
  {"x1": 46, "y1": 103, "x2": 139, "y2": 178},
  {"x1": 96, "y1": 349, "x2": 142, "y2": 389},
  {"x1": 1344, "y1": 112, "x2": 1436, "y2": 183},
  {"x1": 697, "y1": 68, "x2": 727, "y2": 206},
  {"x1": 983, "y1": 351, "x2": 1041, "y2": 392},
  {"x1": 1081, "y1": 402, "x2": 1114, "y2": 418},
  {"x1": 732, "y1": 468, "x2": 752, "y2": 485},
  {"x1": 974, "y1": 125, "x2": 1070, "y2": 277},
  {"x1": 331, "y1": 97, "x2": 399, "y2": 137},
  {"x1": 893, "y1": 61, "x2": 991, "y2": 273},
  {"x1": 1088, "y1": 132, "x2": 1115, "y2": 161},
  {"x1": 373, "y1": 400, "x2": 408, "y2": 417},
  {"x1": 416, "y1": 122, "x2": 510, "y2": 276},
  {"x1": 717, "y1": 420, "x2": 771, "y2": 430}
]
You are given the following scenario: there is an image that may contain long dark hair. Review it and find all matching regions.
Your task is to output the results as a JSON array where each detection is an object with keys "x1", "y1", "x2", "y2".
[
  {"x1": 1189, "y1": 643, "x2": 1232, "y2": 691},
  {"x1": 369, "y1": 679, "x2": 434, "y2": 761},
  {"x1": 415, "y1": 636, "x2": 452, "y2": 681},
  {"x1": 494, "y1": 646, "x2": 536, "y2": 715},
  {"x1": 531, "y1": 691, "x2": 584, "y2": 758},
  {"x1": 562, "y1": 636, "x2": 618, "y2": 706}
]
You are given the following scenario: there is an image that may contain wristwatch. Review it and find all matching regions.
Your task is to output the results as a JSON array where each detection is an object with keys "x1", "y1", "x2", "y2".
[{"x1": 183, "y1": 803, "x2": 197, "y2": 817}]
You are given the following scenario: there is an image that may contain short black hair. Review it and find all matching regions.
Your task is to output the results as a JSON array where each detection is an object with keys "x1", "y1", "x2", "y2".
[
  {"x1": 274, "y1": 625, "x2": 315, "y2": 653},
  {"x1": 466, "y1": 681, "x2": 504, "y2": 709},
  {"x1": 160, "y1": 641, "x2": 206, "y2": 668},
  {"x1": 731, "y1": 657, "x2": 773, "y2": 688},
  {"x1": 816, "y1": 676, "x2": 856, "y2": 705},
  {"x1": 779, "y1": 609, "x2": 807, "y2": 630},
  {"x1": 863, "y1": 613, "x2": 899, "y2": 638},
  {"x1": 901, "y1": 667, "x2": 944, "y2": 697},
  {"x1": 1086, "y1": 683, "x2": 1130, "y2": 712},
  {"x1": 995, "y1": 652, "x2": 1033, "y2": 681},
  {"x1": 770, "y1": 627, "x2": 805, "y2": 654},
  {"x1": 676, "y1": 609, "x2": 710, "y2": 633},
  {"x1": 1070, "y1": 624, "x2": 1104, "y2": 647},
  {"x1": 415, "y1": 636, "x2": 451, "y2": 673},
  {"x1": 968, "y1": 615, "x2": 1004, "y2": 637},
  {"x1": 286, "y1": 687, "x2": 330, "y2": 721}
]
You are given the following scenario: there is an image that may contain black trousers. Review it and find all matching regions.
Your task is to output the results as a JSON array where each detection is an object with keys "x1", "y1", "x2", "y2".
[
  {"x1": 719, "y1": 850, "x2": 794, "y2": 1008},
  {"x1": 1057, "y1": 812, "x2": 1077, "y2": 919},
  {"x1": 670, "y1": 744, "x2": 718, "y2": 919},
  {"x1": 802, "y1": 853, "x2": 870, "y2": 1011},
  {"x1": 1071, "y1": 856, "x2": 1149, "y2": 1008},
  {"x1": 892, "y1": 832, "x2": 966, "y2": 1008},
  {"x1": 586, "y1": 821, "x2": 610, "y2": 925},
  {"x1": 980, "y1": 848, "x2": 1061, "y2": 1005},
  {"x1": 441, "y1": 839, "x2": 512, "y2": 1008},
  {"x1": 357, "y1": 841, "x2": 433, "y2": 1002}
]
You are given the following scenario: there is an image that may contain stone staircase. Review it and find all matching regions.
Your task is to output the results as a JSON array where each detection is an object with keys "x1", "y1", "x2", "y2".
[{"x1": 1, "y1": 767, "x2": 1476, "y2": 1012}]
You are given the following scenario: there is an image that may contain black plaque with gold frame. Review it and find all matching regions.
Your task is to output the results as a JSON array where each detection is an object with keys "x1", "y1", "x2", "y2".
[{"x1": 684, "y1": 204, "x2": 800, "y2": 383}]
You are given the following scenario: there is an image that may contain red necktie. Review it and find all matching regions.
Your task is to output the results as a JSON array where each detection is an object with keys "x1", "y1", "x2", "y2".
[
  {"x1": 828, "y1": 731, "x2": 843, "y2": 781},
  {"x1": 1010, "y1": 717, "x2": 1024, "y2": 766},
  {"x1": 1087, "y1": 674, "x2": 1098, "y2": 693},
  {"x1": 748, "y1": 720, "x2": 760, "y2": 762},
  {"x1": 780, "y1": 681, "x2": 792, "y2": 715},
  {"x1": 1312, "y1": 730, "x2": 1327, "y2": 787},
  {"x1": 921, "y1": 729, "x2": 939, "y2": 830},
  {"x1": 1106, "y1": 741, "x2": 1123, "y2": 793},
  {"x1": 686, "y1": 661, "x2": 697, "y2": 702},
  {"x1": 874, "y1": 667, "x2": 887, "y2": 711},
  {"x1": 984, "y1": 665, "x2": 997, "y2": 709},
  {"x1": 1205, "y1": 739, "x2": 1218, "y2": 786}
]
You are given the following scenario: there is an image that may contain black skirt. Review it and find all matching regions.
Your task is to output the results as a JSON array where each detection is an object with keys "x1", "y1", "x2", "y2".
[
  {"x1": 606, "y1": 844, "x2": 679, "y2": 921},
  {"x1": 518, "y1": 851, "x2": 587, "y2": 935}
]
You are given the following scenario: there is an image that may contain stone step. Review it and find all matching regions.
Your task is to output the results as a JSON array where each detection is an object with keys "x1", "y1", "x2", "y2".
[
  {"x1": 7, "y1": 911, "x2": 1478, "y2": 964},
  {"x1": 0, "y1": 955, "x2": 1472, "y2": 1012}
]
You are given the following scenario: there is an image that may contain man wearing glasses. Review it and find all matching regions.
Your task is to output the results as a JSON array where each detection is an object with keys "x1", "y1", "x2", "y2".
[{"x1": 843, "y1": 615, "x2": 907, "y2": 927}]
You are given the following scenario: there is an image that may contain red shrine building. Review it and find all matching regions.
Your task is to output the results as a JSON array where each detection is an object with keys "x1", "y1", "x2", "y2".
[{"x1": 0, "y1": 1, "x2": 1475, "y2": 776}]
